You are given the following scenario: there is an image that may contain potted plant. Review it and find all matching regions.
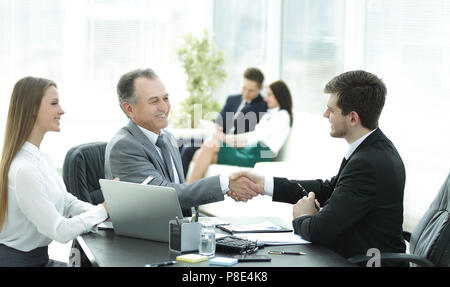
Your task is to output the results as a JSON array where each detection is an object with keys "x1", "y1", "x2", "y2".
[{"x1": 173, "y1": 30, "x2": 227, "y2": 128}]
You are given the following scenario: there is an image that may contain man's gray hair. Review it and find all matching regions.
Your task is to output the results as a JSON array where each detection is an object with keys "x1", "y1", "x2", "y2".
[{"x1": 117, "y1": 68, "x2": 159, "y2": 107}]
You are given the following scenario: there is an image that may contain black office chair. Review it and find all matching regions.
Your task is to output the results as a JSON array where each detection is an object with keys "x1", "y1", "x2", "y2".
[
  {"x1": 349, "y1": 172, "x2": 450, "y2": 267},
  {"x1": 62, "y1": 142, "x2": 107, "y2": 205}
]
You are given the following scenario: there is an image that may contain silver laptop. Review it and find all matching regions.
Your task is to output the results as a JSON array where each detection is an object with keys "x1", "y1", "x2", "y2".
[{"x1": 99, "y1": 179, "x2": 183, "y2": 242}]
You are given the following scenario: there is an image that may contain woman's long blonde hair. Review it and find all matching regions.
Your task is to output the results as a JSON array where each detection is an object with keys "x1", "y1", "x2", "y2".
[{"x1": 0, "y1": 77, "x2": 56, "y2": 230}]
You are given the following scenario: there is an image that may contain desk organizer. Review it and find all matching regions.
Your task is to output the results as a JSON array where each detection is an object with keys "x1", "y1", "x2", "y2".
[{"x1": 169, "y1": 219, "x2": 201, "y2": 253}]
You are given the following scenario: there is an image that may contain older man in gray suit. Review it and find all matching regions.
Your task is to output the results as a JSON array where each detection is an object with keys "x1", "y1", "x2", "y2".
[{"x1": 104, "y1": 68, "x2": 262, "y2": 215}]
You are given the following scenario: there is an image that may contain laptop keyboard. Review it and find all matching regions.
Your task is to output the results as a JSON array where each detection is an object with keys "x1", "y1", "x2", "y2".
[{"x1": 216, "y1": 236, "x2": 259, "y2": 254}]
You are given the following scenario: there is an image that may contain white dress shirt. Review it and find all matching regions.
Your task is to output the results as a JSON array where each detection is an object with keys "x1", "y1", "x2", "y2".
[
  {"x1": 137, "y1": 127, "x2": 181, "y2": 184},
  {"x1": 244, "y1": 107, "x2": 291, "y2": 156},
  {"x1": 264, "y1": 128, "x2": 377, "y2": 197},
  {"x1": 344, "y1": 128, "x2": 376, "y2": 160},
  {"x1": 0, "y1": 142, "x2": 107, "y2": 252}
]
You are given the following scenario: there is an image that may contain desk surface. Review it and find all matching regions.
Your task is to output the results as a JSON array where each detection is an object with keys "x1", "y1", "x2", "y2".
[{"x1": 76, "y1": 216, "x2": 354, "y2": 267}]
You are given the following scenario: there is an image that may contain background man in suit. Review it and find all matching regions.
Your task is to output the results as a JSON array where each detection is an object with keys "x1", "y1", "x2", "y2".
[
  {"x1": 235, "y1": 70, "x2": 406, "y2": 264},
  {"x1": 104, "y1": 68, "x2": 263, "y2": 216},
  {"x1": 180, "y1": 67, "x2": 267, "y2": 176}
]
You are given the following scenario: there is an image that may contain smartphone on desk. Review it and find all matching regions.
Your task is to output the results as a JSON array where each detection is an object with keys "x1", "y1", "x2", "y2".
[{"x1": 233, "y1": 254, "x2": 271, "y2": 262}]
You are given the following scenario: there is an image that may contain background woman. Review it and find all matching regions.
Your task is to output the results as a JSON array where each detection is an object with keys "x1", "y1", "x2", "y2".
[
  {"x1": 188, "y1": 80, "x2": 293, "y2": 183},
  {"x1": 0, "y1": 77, "x2": 108, "y2": 267}
]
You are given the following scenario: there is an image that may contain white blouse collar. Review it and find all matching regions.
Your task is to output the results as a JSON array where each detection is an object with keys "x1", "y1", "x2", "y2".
[
  {"x1": 22, "y1": 141, "x2": 43, "y2": 158},
  {"x1": 267, "y1": 107, "x2": 280, "y2": 114}
]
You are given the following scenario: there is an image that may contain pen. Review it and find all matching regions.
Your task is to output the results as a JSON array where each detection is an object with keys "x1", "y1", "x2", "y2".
[
  {"x1": 190, "y1": 207, "x2": 199, "y2": 223},
  {"x1": 145, "y1": 260, "x2": 177, "y2": 267},
  {"x1": 216, "y1": 224, "x2": 233, "y2": 234},
  {"x1": 268, "y1": 250, "x2": 306, "y2": 256},
  {"x1": 175, "y1": 216, "x2": 183, "y2": 226},
  {"x1": 297, "y1": 183, "x2": 320, "y2": 211},
  {"x1": 141, "y1": 175, "x2": 154, "y2": 185},
  {"x1": 194, "y1": 207, "x2": 199, "y2": 222}
]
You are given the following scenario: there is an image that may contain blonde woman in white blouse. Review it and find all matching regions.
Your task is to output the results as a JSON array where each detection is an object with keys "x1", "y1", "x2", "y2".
[
  {"x1": 188, "y1": 80, "x2": 293, "y2": 183},
  {"x1": 0, "y1": 77, "x2": 109, "y2": 267}
]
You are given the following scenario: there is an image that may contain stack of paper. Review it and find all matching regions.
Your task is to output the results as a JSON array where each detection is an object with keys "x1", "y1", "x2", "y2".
[
  {"x1": 208, "y1": 257, "x2": 238, "y2": 266},
  {"x1": 234, "y1": 231, "x2": 311, "y2": 245},
  {"x1": 217, "y1": 221, "x2": 291, "y2": 234}
]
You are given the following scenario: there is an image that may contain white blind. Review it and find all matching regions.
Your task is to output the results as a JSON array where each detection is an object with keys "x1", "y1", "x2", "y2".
[
  {"x1": 0, "y1": 0, "x2": 212, "y2": 167},
  {"x1": 213, "y1": 0, "x2": 268, "y2": 103},
  {"x1": 364, "y1": 0, "x2": 450, "y2": 230},
  {"x1": 281, "y1": 0, "x2": 346, "y2": 114}
]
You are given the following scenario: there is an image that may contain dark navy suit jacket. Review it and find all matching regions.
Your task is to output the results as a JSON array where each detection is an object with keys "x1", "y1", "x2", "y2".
[
  {"x1": 272, "y1": 129, "x2": 406, "y2": 262},
  {"x1": 216, "y1": 94, "x2": 267, "y2": 134}
]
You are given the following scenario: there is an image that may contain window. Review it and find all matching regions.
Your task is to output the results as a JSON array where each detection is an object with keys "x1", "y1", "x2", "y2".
[
  {"x1": 0, "y1": 0, "x2": 212, "y2": 167},
  {"x1": 213, "y1": 0, "x2": 268, "y2": 102},
  {"x1": 1, "y1": 0, "x2": 449, "y2": 233},
  {"x1": 281, "y1": 0, "x2": 346, "y2": 113},
  {"x1": 364, "y1": 0, "x2": 450, "y2": 229}
]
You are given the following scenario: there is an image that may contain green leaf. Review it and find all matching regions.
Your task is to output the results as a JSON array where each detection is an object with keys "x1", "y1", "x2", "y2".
[{"x1": 173, "y1": 30, "x2": 227, "y2": 128}]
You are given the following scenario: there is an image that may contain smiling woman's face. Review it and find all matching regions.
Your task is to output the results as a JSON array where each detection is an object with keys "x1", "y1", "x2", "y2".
[{"x1": 34, "y1": 85, "x2": 65, "y2": 133}]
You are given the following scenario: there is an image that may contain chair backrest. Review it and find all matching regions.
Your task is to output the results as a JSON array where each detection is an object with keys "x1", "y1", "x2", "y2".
[
  {"x1": 410, "y1": 172, "x2": 450, "y2": 266},
  {"x1": 62, "y1": 142, "x2": 107, "y2": 205}
]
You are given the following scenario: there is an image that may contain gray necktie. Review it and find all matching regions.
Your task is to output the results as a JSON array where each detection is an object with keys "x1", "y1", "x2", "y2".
[{"x1": 155, "y1": 134, "x2": 175, "y2": 182}]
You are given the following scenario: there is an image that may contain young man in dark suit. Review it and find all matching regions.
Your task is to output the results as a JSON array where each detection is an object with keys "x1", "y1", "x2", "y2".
[
  {"x1": 235, "y1": 70, "x2": 406, "y2": 264},
  {"x1": 215, "y1": 67, "x2": 268, "y2": 134},
  {"x1": 180, "y1": 67, "x2": 267, "y2": 175}
]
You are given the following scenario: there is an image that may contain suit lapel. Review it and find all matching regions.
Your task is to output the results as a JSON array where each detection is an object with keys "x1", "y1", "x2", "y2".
[
  {"x1": 349, "y1": 128, "x2": 384, "y2": 160},
  {"x1": 232, "y1": 97, "x2": 243, "y2": 113},
  {"x1": 126, "y1": 120, "x2": 168, "y2": 178},
  {"x1": 332, "y1": 128, "x2": 385, "y2": 190},
  {"x1": 337, "y1": 157, "x2": 348, "y2": 177}
]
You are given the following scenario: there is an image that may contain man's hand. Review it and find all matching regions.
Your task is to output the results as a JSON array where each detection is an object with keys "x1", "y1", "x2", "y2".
[
  {"x1": 227, "y1": 170, "x2": 265, "y2": 202},
  {"x1": 230, "y1": 170, "x2": 264, "y2": 192},
  {"x1": 293, "y1": 192, "x2": 320, "y2": 219}
]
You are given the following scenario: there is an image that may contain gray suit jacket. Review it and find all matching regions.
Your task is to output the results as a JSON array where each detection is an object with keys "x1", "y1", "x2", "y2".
[{"x1": 104, "y1": 120, "x2": 224, "y2": 210}]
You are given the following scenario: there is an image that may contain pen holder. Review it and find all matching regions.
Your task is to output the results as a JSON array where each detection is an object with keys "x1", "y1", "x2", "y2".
[{"x1": 169, "y1": 220, "x2": 201, "y2": 253}]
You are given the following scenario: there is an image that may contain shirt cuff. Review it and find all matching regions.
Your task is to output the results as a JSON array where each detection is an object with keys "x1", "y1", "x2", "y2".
[
  {"x1": 264, "y1": 176, "x2": 274, "y2": 197},
  {"x1": 219, "y1": 173, "x2": 230, "y2": 194},
  {"x1": 80, "y1": 203, "x2": 108, "y2": 232}
]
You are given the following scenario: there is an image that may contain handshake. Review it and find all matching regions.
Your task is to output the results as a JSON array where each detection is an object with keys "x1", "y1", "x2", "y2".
[
  {"x1": 226, "y1": 171, "x2": 265, "y2": 202},
  {"x1": 225, "y1": 171, "x2": 321, "y2": 219}
]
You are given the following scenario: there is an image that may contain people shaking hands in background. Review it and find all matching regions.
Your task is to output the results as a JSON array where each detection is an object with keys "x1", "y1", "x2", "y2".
[{"x1": 187, "y1": 80, "x2": 293, "y2": 184}]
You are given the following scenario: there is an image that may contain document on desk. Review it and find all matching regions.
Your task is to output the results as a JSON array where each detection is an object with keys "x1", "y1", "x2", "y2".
[
  {"x1": 216, "y1": 221, "x2": 292, "y2": 234},
  {"x1": 234, "y1": 231, "x2": 311, "y2": 245}
]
